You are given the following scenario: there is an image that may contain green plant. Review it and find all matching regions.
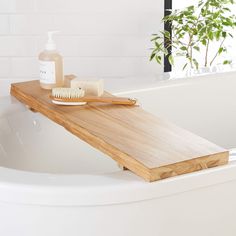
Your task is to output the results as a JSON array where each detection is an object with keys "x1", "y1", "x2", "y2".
[{"x1": 150, "y1": 0, "x2": 236, "y2": 70}]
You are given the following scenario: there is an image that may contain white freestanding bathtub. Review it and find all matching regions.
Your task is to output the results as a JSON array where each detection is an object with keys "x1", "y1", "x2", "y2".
[{"x1": 0, "y1": 72, "x2": 236, "y2": 236}]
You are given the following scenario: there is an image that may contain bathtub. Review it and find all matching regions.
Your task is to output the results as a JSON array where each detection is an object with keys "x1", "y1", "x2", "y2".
[{"x1": 0, "y1": 72, "x2": 236, "y2": 236}]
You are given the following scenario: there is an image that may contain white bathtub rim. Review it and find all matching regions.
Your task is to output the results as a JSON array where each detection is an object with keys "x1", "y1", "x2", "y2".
[
  {"x1": 2, "y1": 70, "x2": 235, "y2": 100},
  {"x1": 113, "y1": 70, "x2": 236, "y2": 95},
  {"x1": 0, "y1": 159, "x2": 236, "y2": 207},
  {"x1": 2, "y1": 65, "x2": 236, "y2": 99}
]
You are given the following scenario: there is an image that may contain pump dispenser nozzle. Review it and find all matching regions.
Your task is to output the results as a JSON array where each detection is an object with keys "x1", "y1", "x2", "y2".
[{"x1": 46, "y1": 31, "x2": 59, "y2": 50}]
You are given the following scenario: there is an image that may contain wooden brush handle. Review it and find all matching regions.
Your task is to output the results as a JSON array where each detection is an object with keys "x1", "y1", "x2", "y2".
[
  {"x1": 50, "y1": 96, "x2": 137, "y2": 105},
  {"x1": 83, "y1": 96, "x2": 137, "y2": 105}
]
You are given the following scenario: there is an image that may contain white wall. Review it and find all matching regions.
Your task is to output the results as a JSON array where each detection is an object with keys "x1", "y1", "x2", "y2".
[{"x1": 0, "y1": 0, "x2": 163, "y2": 96}]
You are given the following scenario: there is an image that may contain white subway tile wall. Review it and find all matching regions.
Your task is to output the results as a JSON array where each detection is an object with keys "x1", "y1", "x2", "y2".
[{"x1": 0, "y1": 0, "x2": 163, "y2": 96}]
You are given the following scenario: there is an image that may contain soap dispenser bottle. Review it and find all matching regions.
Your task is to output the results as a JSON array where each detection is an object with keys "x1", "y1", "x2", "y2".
[{"x1": 39, "y1": 31, "x2": 64, "y2": 89}]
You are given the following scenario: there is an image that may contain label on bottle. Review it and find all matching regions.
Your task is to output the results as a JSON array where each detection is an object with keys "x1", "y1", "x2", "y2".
[{"x1": 39, "y1": 60, "x2": 56, "y2": 84}]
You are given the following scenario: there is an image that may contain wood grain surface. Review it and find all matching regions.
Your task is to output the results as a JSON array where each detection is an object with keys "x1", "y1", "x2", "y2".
[{"x1": 11, "y1": 80, "x2": 229, "y2": 182}]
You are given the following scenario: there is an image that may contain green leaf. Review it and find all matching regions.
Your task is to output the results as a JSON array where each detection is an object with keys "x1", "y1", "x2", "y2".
[
  {"x1": 201, "y1": 39, "x2": 207, "y2": 46},
  {"x1": 164, "y1": 48, "x2": 169, "y2": 56},
  {"x1": 193, "y1": 59, "x2": 199, "y2": 70},
  {"x1": 180, "y1": 46, "x2": 187, "y2": 51},
  {"x1": 150, "y1": 53, "x2": 156, "y2": 61},
  {"x1": 187, "y1": 5, "x2": 194, "y2": 11},
  {"x1": 218, "y1": 47, "x2": 224, "y2": 54},
  {"x1": 213, "y1": 12, "x2": 220, "y2": 19},
  {"x1": 208, "y1": 31, "x2": 214, "y2": 40},
  {"x1": 151, "y1": 36, "x2": 161, "y2": 41},
  {"x1": 155, "y1": 55, "x2": 162, "y2": 64},
  {"x1": 223, "y1": 7, "x2": 231, "y2": 12},
  {"x1": 164, "y1": 31, "x2": 171, "y2": 39},
  {"x1": 155, "y1": 41, "x2": 160, "y2": 48},
  {"x1": 168, "y1": 55, "x2": 174, "y2": 65},
  {"x1": 182, "y1": 63, "x2": 188, "y2": 70},
  {"x1": 215, "y1": 31, "x2": 221, "y2": 40},
  {"x1": 193, "y1": 46, "x2": 200, "y2": 51},
  {"x1": 223, "y1": 60, "x2": 232, "y2": 65}
]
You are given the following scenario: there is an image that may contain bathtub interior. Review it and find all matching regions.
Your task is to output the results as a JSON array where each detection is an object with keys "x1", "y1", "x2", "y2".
[
  {"x1": 0, "y1": 97, "x2": 120, "y2": 174},
  {"x1": 0, "y1": 75, "x2": 235, "y2": 175},
  {"x1": 119, "y1": 75, "x2": 236, "y2": 150}
]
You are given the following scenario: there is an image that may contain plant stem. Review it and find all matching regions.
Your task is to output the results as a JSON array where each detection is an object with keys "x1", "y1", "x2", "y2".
[
  {"x1": 210, "y1": 38, "x2": 226, "y2": 66},
  {"x1": 187, "y1": 34, "x2": 193, "y2": 68},
  {"x1": 205, "y1": 39, "x2": 210, "y2": 67},
  {"x1": 190, "y1": 44, "x2": 193, "y2": 67}
]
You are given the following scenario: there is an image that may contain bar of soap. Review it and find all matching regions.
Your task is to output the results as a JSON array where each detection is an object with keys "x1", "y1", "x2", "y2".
[
  {"x1": 64, "y1": 74, "x2": 77, "y2": 88},
  {"x1": 71, "y1": 79, "x2": 104, "y2": 96}
]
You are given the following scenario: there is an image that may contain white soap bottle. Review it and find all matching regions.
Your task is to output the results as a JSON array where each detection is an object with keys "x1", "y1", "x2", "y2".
[{"x1": 39, "y1": 31, "x2": 64, "y2": 90}]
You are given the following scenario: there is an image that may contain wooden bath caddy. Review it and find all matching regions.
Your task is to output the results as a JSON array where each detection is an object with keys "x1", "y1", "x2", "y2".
[{"x1": 11, "y1": 80, "x2": 229, "y2": 182}]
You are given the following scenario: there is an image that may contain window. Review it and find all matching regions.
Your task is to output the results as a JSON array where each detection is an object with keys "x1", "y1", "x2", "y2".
[
  {"x1": 164, "y1": 0, "x2": 172, "y2": 72},
  {"x1": 165, "y1": 0, "x2": 236, "y2": 73}
]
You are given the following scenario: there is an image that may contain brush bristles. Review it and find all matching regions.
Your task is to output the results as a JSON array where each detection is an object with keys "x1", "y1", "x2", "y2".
[{"x1": 52, "y1": 87, "x2": 85, "y2": 99}]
